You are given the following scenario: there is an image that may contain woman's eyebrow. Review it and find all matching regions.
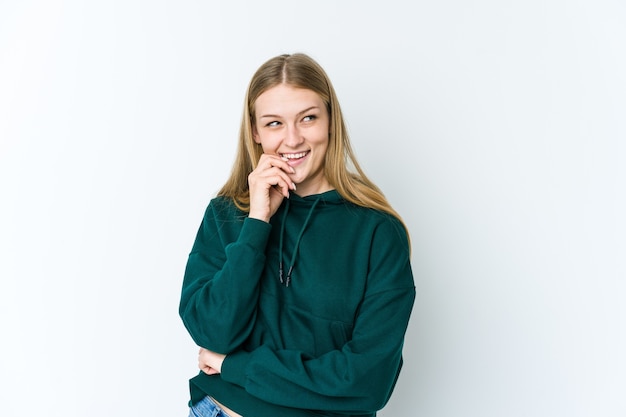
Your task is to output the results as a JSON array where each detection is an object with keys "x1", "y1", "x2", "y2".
[{"x1": 258, "y1": 106, "x2": 319, "y2": 119}]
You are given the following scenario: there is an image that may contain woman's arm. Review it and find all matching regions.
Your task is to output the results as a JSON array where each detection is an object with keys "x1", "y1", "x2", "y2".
[
  {"x1": 180, "y1": 154, "x2": 294, "y2": 354},
  {"x1": 179, "y1": 201, "x2": 272, "y2": 353}
]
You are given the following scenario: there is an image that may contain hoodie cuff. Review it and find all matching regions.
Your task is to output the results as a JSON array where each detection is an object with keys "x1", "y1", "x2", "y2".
[
  {"x1": 239, "y1": 217, "x2": 272, "y2": 250},
  {"x1": 221, "y1": 350, "x2": 252, "y2": 387}
]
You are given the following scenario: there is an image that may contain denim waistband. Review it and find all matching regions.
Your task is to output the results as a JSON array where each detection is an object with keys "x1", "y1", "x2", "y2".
[{"x1": 189, "y1": 395, "x2": 231, "y2": 417}]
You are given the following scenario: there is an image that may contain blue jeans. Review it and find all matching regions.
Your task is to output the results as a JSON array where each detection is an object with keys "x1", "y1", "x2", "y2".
[{"x1": 188, "y1": 396, "x2": 232, "y2": 417}]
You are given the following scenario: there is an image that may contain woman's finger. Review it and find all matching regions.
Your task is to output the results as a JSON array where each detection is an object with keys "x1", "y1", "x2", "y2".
[{"x1": 258, "y1": 154, "x2": 295, "y2": 174}]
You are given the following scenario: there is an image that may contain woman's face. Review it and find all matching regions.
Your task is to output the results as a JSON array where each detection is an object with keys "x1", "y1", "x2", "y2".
[{"x1": 253, "y1": 84, "x2": 332, "y2": 196}]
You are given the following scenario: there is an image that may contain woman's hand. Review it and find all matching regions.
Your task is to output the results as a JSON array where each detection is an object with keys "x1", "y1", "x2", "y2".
[
  {"x1": 198, "y1": 348, "x2": 226, "y2": 375},
  {"x1": 248, "y1": 154, "x2": 296, "y2": 222}
]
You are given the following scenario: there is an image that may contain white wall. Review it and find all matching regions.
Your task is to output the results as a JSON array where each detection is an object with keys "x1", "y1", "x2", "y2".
[{"x1": 1, "y1": 1, "x2": 624, "y2": 416}]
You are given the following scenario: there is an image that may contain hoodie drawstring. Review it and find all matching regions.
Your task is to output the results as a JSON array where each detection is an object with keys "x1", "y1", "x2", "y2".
[{"x1": 278, "y1": 196, "x2": 321, "y2": 287}]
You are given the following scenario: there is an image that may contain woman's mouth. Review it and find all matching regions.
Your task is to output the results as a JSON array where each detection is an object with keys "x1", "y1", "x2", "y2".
[{"x1": 280, "y1": 151, "x2": 310, "y2": 166}]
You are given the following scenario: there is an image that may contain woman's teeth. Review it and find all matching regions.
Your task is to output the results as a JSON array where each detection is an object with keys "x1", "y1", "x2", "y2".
[{"x1": 281, "y1": 152, "x2": 308, "y2": 159}]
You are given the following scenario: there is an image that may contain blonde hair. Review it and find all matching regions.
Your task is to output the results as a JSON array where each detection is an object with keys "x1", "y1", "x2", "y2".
[{"x1": 218, "y1": 53, "x2": 409, "y2": 240}]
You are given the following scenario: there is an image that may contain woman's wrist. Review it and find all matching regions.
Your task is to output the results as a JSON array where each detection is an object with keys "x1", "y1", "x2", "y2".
[{"x1": 248, "y1": 211, "x2": 270, "y2": 223}]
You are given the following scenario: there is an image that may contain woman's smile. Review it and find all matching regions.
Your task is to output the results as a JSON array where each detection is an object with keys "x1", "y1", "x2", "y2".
[{"x1": 281, "y1": 151, "x2": 310, "y2": 167}]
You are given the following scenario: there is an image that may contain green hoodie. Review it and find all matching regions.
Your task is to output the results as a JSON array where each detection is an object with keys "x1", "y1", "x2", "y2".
[{"x1": 180, "y1": 190, "x2": 415, "y2": 417}]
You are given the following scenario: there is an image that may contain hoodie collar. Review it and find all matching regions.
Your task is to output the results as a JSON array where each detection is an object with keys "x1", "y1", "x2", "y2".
[{"x1": 287, "y1": 189, "x2": 343, "y2": 205}]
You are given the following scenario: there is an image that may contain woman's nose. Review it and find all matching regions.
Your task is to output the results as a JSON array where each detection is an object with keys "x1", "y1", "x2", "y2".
[{"x1": 283, "y1": 124, "x2": 303, "y2": 147}]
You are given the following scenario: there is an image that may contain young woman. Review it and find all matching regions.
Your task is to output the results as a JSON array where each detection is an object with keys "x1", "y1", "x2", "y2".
[{"x1": 180, "y1": 53, "x2": 415, "y2": 417}]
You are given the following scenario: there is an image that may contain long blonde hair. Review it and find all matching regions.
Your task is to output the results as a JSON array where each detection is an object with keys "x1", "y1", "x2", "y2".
[{"x1": 218, "y1": 53, "x2": 409, "y2": 239}]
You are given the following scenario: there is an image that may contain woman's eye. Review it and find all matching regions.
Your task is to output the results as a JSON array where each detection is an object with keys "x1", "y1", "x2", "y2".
[
  {"x1": 267, "y1": 121, "x2": 281, "y2": 127},
  {"x1": 302, "y1": 115, "x2": 317, "y2": 122}
]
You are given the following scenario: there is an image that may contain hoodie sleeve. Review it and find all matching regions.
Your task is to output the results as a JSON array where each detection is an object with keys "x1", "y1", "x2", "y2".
[
  {"x1": 220, "y1": 216, "x2": 416, "y2": 413},
  {"x1": 179, "y1": 200, "x2": 272, "y2": 354}
]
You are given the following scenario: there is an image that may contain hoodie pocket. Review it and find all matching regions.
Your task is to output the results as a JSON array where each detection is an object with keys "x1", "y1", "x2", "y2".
[
  {"x1": 255, "y1": 290, "x2": 355, "y2": 356},
  {"x1": 281, "y1": 304, "x2": 354, "y2": 356}
]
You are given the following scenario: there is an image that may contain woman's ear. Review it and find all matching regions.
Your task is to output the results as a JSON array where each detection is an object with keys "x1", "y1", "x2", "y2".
[{"x1": 252, "y1": 125, "x2": 261, "y2": 144}]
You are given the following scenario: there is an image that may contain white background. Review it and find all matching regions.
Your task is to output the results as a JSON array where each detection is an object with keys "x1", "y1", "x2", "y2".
[{"x1": 1, "y1": 1, "x2": 624, "y2": 416}]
